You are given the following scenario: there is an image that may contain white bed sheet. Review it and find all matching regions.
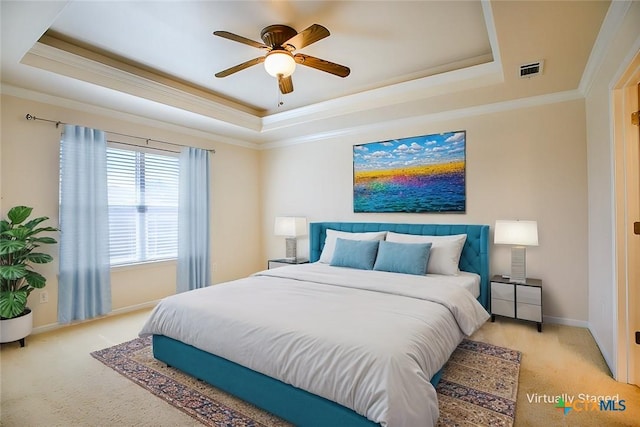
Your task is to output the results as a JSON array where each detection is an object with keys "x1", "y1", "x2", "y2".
[
  {"x1": 427, "y1": 271, "x2": 481, "y2": 298},
  {"x1": 140, "y1": 263, "x2": 489, "y2": 427}
]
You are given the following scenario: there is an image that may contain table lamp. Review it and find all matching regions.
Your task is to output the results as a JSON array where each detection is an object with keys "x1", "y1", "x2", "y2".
[
  {"x1": 494, "y1": 220, "x2": 539, "y2": 284},
  {"x1": 274, "y1": 217, "x2": 307, "y2": 260}
]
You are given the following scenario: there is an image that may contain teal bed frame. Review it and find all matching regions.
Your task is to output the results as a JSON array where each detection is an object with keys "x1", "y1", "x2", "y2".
[{"x1": 152, "y1": 222, "x2": 490, "y2": 426}]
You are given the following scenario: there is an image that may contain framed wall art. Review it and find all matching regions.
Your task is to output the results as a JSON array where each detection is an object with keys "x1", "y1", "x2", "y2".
[{"x1": 353, "y1": 130, "x2": 466, "y2": 213}]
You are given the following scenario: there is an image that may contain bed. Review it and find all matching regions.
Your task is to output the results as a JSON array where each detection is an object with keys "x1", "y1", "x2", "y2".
[{"x1": 140, "y1": 222, "x2": 490, "y2": 427}]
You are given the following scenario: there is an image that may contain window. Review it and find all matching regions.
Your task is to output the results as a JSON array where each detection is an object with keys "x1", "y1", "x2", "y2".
[{"x1": 107, "y1": 145, "x2": 179, "y2": 266}]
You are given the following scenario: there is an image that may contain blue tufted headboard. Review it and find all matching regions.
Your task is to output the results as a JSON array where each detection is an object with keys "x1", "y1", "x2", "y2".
[{"x1": 309, "y1": 222, "x2": 490, "y2": 309}]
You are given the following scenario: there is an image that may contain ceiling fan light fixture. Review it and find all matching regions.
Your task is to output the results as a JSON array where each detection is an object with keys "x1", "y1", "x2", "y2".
[{"x1": 264, "y1": 50, "x2": 296, "y2": 78}]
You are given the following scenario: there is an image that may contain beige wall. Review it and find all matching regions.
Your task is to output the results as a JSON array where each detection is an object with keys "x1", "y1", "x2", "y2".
[
  {"x1": 261, "y1": 99, "x2": 589, "y2": 324},
  {"x1": 585, "y1": 1, "x2": 640, "y2": 377},
  {"x1": 0, "y1": 94, "x2": 262, "y2": 329}
]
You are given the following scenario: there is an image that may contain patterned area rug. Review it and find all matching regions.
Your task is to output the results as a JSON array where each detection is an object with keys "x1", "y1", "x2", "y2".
[
  {"x1": 436, "y1": 340, "x2": 521, "y2": 426},
  {"x1": 91, "y1": 337, "x2": 521, "y2": 427}
]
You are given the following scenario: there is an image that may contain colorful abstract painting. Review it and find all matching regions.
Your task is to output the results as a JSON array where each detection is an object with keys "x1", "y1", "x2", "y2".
[{"x1": 353, "y1": 131, "x2": 466, "y2": 213}]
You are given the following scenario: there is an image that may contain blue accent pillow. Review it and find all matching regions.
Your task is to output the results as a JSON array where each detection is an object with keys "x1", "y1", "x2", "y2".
[
  {"x1": 330, "y1": 238, "x2": 380, "y2": 270},
  {"x1": 373, "y1": 241, "x2": 432, "y2": 275}
]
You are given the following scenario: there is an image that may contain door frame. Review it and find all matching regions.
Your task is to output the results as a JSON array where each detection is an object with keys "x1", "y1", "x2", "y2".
[{"x1": 612, "y1": 49, "x2": 640, "y2": 385}]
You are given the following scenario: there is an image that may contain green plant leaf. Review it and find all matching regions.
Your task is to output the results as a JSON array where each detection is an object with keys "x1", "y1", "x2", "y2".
[
  {"x1": 24, "y1": 271, "x2": 46, "y2": 288},
  {"x1": 7, "y1": 206, "x2": 32, "y2": 225},
  {"x1": 0, "y1": 289, "x2": 28, "y2": 318},
  {"x1": 30, "y1": 237, "x2": 57, "y2": 245},
  {"x1": 2, "y1": 227, "x2": 30, "y2": 240},
  {"x1": 0, "y1": 240, "x2": 26, "y2": 255},
  {"x1": 26, "y1": 253, "x2": 53, "y2": 264},
  {"x1": 0, "y1": 264, "x2": 27, "y2": 280},
  {"x1": 0, "y1": 220, "x2": 10, "y2": 233},
  {"x1": 26, "y1": 226, "x2": 58, "y2": 236},
  {"x1": 23, "y1": 216, "x2": 49, "y2": 230}
]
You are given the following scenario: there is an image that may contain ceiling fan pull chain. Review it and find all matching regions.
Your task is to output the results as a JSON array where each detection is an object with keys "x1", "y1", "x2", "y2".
[{"x1": 277, "y1": 84, "x2": 284, "y2": 107}]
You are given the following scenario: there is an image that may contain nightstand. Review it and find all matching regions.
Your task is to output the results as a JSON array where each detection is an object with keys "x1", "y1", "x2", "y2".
[
  {"x1": 490, "y1": 275, "x2": 543, "y2": 332},
  {"x1": 267, "y1": 258, "x2": 309, "y2": 269}
]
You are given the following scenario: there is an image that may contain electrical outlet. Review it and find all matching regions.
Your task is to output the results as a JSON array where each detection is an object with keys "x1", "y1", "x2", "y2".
[{"x1": 39, "y1": 291, "x2": 48, "y2": 304}]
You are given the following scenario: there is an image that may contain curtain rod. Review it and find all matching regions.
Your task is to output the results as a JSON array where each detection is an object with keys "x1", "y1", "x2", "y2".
[
  {"x1": 25, "y1": 113, "x2": 216, "y2": 154},
  {"x1": 106, "y1": 139, "x2": 179, "y2": 154}
]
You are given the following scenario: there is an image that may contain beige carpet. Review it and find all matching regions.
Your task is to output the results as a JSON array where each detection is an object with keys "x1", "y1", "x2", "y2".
[
  {"x1": 473, "y1": 317, "x2": 640, "y2": 427},
  {"x1": 1, "y1": 309, "x2": 639, "y2": 426}
]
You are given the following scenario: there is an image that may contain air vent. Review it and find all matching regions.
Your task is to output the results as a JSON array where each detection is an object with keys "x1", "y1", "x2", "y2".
[{"x1": 519, "y1": 60, "x2": 544, "y2": 78}]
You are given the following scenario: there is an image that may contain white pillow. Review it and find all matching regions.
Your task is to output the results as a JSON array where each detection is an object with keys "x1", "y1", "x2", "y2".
[
  {"x1": 385, "y1": 232, "x2": 467, "y2": 275},
  {"x1": 319, "y1": 229, "x2": 387, "y2": 263}
]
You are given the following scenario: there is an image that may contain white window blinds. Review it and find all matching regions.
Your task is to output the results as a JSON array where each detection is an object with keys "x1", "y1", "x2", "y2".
[{"x1": 107, "y1": 146, "x2": 179, "y2": 266}]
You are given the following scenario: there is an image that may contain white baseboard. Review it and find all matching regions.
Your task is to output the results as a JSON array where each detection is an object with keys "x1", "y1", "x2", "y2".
[
  {"x1": 31, "y1": 300, "x2": 159, "y2": 335},
  {"x1": 543, "y1": 315, "x2": 588, "y2": 328}
]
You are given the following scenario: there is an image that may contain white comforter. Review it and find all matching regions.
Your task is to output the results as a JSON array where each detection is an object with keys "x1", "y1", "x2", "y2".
[{"x1": 139, "y1": 263, "x2": 489, "y2": 427}]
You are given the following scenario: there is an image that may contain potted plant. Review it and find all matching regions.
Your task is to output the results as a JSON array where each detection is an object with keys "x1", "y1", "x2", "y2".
[{"x1": 0, "y1": 206, "x2": 58, "y2": 347}]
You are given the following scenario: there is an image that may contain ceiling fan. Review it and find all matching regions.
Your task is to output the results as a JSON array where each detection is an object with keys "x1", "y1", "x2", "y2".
[{"x1": 213, "y1": 24, "x2": 350, "y2": 95}]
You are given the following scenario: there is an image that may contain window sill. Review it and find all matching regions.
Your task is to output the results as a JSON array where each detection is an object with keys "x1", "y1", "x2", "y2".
[{"x1": 110, "y1": 258, "x2": 177, "y2": 272}]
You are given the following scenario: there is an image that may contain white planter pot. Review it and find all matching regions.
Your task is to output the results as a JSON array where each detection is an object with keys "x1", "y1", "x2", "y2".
[{"x1": 0, "y1": 308, "x2": 33, "y2": 347}]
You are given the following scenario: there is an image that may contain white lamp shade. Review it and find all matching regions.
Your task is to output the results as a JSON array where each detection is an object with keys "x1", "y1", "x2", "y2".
[
  {"x1": 274, "y1": 217, "x2": 307, "y2": 237},
  {"x1": 264, "y1": 51, "x2": 296, "y2": 77},
  {"x1": 494, "y1": 220, "x2": 539, "y2": 246}
]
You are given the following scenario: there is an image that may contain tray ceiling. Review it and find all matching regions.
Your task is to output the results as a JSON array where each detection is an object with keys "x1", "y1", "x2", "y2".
[{"x1": 0, "y1": 1, "x2": 610, "y2": 146}]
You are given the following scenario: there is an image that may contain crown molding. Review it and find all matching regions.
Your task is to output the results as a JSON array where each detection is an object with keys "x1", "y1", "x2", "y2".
[
  {"x1": 261, "y1": 59, "x2": 502, "y2": 133},
  {"x1": 260, "y1": 89, "x2": 584, "y2": 150},
  {"x1": 3, "y1": 82, "x2": 584, "y2": 152},
  {"x1": 1, "y1": 83, "x2": 260, "y2": 150},
  {"x1": 23, "y1": 41, "x2": 263, "y2": 132},
  {"x1": 579, "y1": 1, "x2": 633, "y2": 96},
  {"x1": 610, "y1": 35, "x2": 640, "y2": 91}
]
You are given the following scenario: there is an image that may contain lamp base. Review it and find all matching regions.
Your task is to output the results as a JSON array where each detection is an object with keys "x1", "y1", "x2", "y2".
[
  {"x1": 510, "y1": 246, "x2": 527, "y2": 284},
  {"x1": 285, "y1": 237, "x2": 297, "y2": 260}
]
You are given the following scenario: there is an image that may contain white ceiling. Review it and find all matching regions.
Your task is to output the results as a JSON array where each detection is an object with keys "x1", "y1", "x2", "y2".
[{"x1": 0, "y1": 1, "x2": 610, "y2": 146}]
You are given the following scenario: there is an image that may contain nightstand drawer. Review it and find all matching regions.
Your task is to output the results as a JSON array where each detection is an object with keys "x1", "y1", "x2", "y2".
[
  {"x1": 517, "y1": 285, "x2": 541, "y2": 305},
  {"x1": 492, "y1": 298, "x2": 515, "y2": 318},
  {"x1": 517, "y1": 302, "x2": 542, "y2": 322},
  {"x1": 491, "y1": 275, "x2": 543, "y2": 332},
  {"x1": 491, "y1": 282, "x2": 515, "y2": 301}
]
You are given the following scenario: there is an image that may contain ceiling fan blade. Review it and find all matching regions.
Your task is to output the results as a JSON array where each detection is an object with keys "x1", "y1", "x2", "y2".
[
  {"x1": 215, "y1": 57, "x2": 265, "y2": 78},
  {"x1": 294, "y1": 53, "x2": 350, "y2": 78},
  {"x1": 213, "y1": 31, "x2": 269, "y2": 50},
  {"x1": 278, "y1": 75, "x2": 294, "y2": 94},
  {"x1": 283, "y1": 24, "x2": 330, "y2": 50}
]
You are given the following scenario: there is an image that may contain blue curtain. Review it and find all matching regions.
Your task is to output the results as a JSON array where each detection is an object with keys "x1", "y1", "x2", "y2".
[
  {"x1": 58, "y1": 125, "x2": 111, "y2": 323},
  {"x1": 177, "y1": 147, "x2": 211, "y2": 292}
]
